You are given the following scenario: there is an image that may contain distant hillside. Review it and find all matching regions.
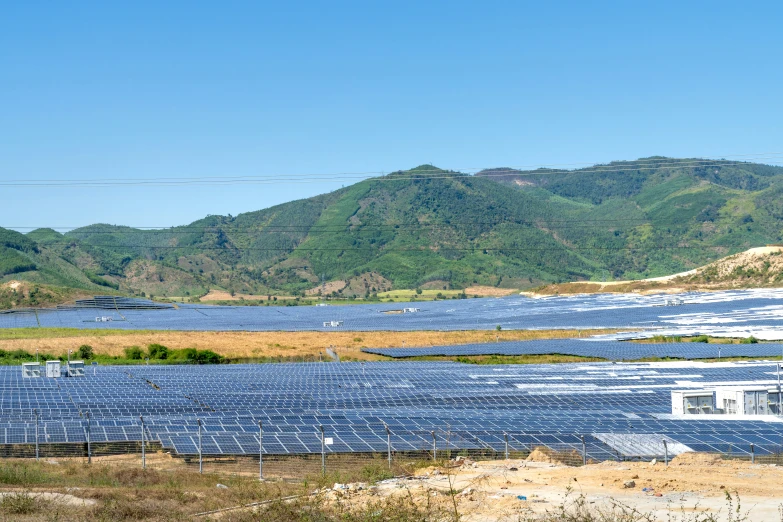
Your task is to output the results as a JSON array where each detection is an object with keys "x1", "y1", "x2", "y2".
[
  {"x1": 2, "y1": 158, "x2": 783, "y2": 304},
  {"x1": 529, "y1": 246, "x2": 783, "y2": 296}
]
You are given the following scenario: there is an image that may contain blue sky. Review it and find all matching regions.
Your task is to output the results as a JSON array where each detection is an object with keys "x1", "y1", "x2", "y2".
[{"x1": 1, "y1": 1, "x2": 782, "y2": 231}]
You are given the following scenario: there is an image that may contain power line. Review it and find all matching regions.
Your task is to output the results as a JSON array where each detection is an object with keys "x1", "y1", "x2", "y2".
[
  {"x1": 11, "y1": 215, "x2": 779, "y2": 233},
  {"x1": 24, "y1": 243, "x2": 742, "y2": 252},
  {"x1": 1, "y1": 156, "x2": 781, "y2": 187}
]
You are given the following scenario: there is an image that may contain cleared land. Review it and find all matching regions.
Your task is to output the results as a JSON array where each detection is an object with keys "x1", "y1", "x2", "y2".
[
  {"x1": 2, "y1": 452, "x2": 781, "y2": 521},
  {"x1": 528, "y1": 246, "x2": 783, "y2": 296},
  {"x1": 324, "y1": 452, "x2": 783, "y2": 521},
  {"x1": 0, "y1": 328, "x2": 620, "y2": 361}
]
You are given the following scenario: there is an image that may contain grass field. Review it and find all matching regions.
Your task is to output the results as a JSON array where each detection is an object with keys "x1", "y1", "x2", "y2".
[{"x1": 0, "y1": 328, "x2": 620, "y2": 361}]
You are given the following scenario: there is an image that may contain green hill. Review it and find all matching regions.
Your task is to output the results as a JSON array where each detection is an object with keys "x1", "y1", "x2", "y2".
[{"x1": 2, "y1": 158, "x2": 783, "y2": 304}]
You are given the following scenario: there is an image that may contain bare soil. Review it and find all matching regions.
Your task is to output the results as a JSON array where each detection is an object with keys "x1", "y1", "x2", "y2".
[
  {"x1": 526, "y1": 246, "x2": 783, "y2": 296},
  {"x1": 339, "y1": 453, "x2": 783, "y2": 521}
]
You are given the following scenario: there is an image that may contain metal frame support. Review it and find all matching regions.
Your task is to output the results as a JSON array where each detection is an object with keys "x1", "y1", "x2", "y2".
[
  {"x1": 503, "y1": 433, "x2": 509, "y2": 460},
  {"x1": 385, "y1": 424, "x2": 392, "y2": 470},
  {"x1": 34, "y1": 409, "x2": 39, "y2": 461},
  {"x1": 197, "y1": 419, "x2": 203, "y2": 474},
  {"x1": 431, "y1": 431, "x2": 437, "y2": 461},
  {"x1": 320, "y1": 425, "x2": 326, "y2": 476},
  {"x1": 86, "y1": 411, "x2": 91, "y2": 464},
  {"x1": 258, "y1": 421, "x2": 264, "y2": 480},
  {"x1": 581, "y1": 435, "x2": 586, "y2": 466},
  {"x1": 663, "y1": 439, "x2": 669, "y2": 466},
  {"x1": 778, "y1": 363, "x2": 782, "y2": 416},
  {"x1": 751, "y1": 443, "x2": 755, "y2": 464},
  {"x1": 140, "y1": 416, "x2": 146, "y2": 470}
]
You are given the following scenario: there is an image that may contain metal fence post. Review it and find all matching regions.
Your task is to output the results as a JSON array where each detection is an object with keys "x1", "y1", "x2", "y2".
[
  {"x1": 258, "y1": 421, "x2": 264, "y2": 480},
  {"x1": 140, "y1": 415, "x2": 146, "y2": 470},
  {"x1": 504, "y1": 433, "x2": 509, "y2": 460},
  {"x1": 197, "y1": 419, "x2": 203, "y2": 474},
  {"x1": 34, "y1": 409, "x2": 39, "y2": 461},
  {"x1": 85, "y1": 411, "x2": 92, "y2": 464},
  {"x1": 581, "y1": 435, "x2": 586, "y2": 466},
  {"x1": 320, "y1": 425, "x2": 325, "y2": 476},
  {"x1": 751, "y1": 443, "x2": 755, "y2": 464},
  {"x1": 431, "y1": 431, "x2": 437, "y2": 461},
  {"x1": 385, "y1": 424, "x2": 391, "y2": 470},
  {"x1": 663, "y1": 439, "x2": 668, "y2": 466}
]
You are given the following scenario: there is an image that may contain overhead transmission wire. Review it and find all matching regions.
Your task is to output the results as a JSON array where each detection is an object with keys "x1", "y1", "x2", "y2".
[
  {"x1": 9, "y1": 216, "x2": 780, "y2": 232},
  {"x1": 1, "y1": 154, "x2": 782, "y2": 187}
]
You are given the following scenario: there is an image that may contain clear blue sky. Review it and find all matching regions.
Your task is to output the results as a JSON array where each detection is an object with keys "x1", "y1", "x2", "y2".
[{"x1": 2, "y1": 1, "x2": 782, "y2": 231}]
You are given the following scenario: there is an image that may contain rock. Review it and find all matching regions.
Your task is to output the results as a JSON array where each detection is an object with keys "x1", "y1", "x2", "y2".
[
  {"x1": 650, "y1": 459, "x2": 657, "y2": 466},
  {"x1": 631, "y1": 474, "x2": 639, "y2": 479},
  {"x1": 509, "y1": 467, "x2": 518, "y2": 471},
  {"x1": 216, "y1": 484, "x2": 229, "y2": 489},
  {"x1": 623, "y1": 480, "x2": 636, "y2": 489},
  {"x1": 333, "y1": 483, "x2": 347, "y2": 490}
]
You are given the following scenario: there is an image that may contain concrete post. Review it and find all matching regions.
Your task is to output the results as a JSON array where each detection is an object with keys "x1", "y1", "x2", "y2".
[
  {"x1": 431, "y1": 431, "x2": 437, "y2": 461},
  {"x1": 663, "y1": 440, "x2": 669, "y2": 466},
  {"x1": 504, "y1": 433, "x2": 509, "y2": 460},
  {"x1": 581, "y1": 435, "x2": 586, "y2": 466}
]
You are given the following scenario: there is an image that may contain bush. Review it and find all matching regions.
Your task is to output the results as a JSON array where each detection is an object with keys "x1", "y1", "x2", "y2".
[
  {"x1": 124, "y1": 346, "x2": 144, "y2": 360},
  {"x1": 740, "y1": 336, "x2": 759, "y2": 344},
  {"x1": 194, "y1": 350, "x2": 224, "y2": 364},
  {"x1": 691, "y1": 335, "x2": 709, "y2": 343},
  {"x1": 147, "y1": 343, "x2": 169, "y2": 360},
  {"x1": 76, "y1": 345, "x2": 94, "y2": 360}
]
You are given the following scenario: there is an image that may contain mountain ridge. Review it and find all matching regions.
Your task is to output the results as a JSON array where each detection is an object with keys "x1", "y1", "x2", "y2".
[{"x1": 2, "y1": 157, "x2": 783, "y2": 306}]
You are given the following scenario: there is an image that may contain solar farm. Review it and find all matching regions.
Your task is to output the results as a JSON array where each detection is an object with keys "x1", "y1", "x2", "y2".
[
  {"x1": 3, "y1": 289, "x2": 783, "y2": 478},
  {"x1": 2, "y1": 289, "x2": 783, "y2": 340}
]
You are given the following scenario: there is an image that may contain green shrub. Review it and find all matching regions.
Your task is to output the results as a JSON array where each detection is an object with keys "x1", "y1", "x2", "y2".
[
  {"x1": 124, "y1": 346, "x2": 144, "y2": 360},
  {"x1": 740, "y1": 336, "x2": 759, "y2": 344},
  {"x1": 76, "y1": 344, "x2": 94, "y2": 360},
  {"x1": 691, "y1": 335, "x2": 709, "y2": 343},
  {"x1": 147, "y1": 343, "x2": 169, "y2": 360}
]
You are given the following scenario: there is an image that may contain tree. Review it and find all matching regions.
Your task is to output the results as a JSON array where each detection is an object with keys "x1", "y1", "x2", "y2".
[
  {"x1": 76, "y1": 345, "x2": 94, "y2": 360},
  {"x1": 148, "y1": 343, "x2": 169, "y2": 359},
  {"x1": 124, "y1": 346, "x2": 144, "y2": 360}
]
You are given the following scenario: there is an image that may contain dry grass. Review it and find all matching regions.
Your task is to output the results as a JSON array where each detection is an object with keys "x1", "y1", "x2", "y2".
[{"x1": 0, "y1": 329, "x2": 621, "y2": 361}]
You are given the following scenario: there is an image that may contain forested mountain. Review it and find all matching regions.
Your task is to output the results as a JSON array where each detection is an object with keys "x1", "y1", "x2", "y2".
[{"x1": 2, "y1": 158, "x2": 783, "y2": 303}]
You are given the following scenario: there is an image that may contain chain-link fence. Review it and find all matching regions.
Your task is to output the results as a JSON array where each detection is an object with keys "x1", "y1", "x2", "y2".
[{"x1": 2, "y1": 413, "x2": 782, "y2": 480}]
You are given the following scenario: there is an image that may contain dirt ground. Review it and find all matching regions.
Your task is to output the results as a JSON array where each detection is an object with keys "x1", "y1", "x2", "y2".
[
  {"x1": 321, "y1": 452, "x2": 783, "y2": 521},
  {"x1": 0, "y1": 329, "x2": 617, "y2": 360},
  {"x1": 526, "y1": 246, "x2": 783, "y2": 297}
]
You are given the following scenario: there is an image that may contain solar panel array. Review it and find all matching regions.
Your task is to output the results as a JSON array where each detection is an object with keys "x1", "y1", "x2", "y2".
[
  {"x1": 1, "y1": 360, "x2": 783, "y2": 459},
  {"x1": 1, "y1": 289, "x2": 783, "y2": 336},
  {"x1": 362, "y1": 339, "x2": 783, "y2": 360}
]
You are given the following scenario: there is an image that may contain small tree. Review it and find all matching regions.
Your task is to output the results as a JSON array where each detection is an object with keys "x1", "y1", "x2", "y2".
[
  {"x1": 76, "y1": 344, "x2": 94, "y2": 360},
  {"x1": 124, "y1": 346, "x2": 144, "y2": 360},
  {"x1": 148, "y1": 343, "x2": 169, "y2": 359}
]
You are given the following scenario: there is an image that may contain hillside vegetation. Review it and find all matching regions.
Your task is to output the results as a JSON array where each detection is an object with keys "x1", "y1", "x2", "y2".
[{"x1": 2, "y1": 158, "x2": 783, "y2": 305}]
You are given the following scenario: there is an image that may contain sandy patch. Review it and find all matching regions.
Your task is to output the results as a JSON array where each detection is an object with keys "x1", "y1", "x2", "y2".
[{"x1": 464, "y1": 286, "x2": 519, "y2": 297}]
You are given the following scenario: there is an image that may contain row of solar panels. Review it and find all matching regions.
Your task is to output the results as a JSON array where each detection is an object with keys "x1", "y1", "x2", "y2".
[
  {"x1": 362, "y1": 340, "x2": 783, "y2": 359},
  {"x1": 1, "y1": 289, "x2": 782, "y2": 332}
]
